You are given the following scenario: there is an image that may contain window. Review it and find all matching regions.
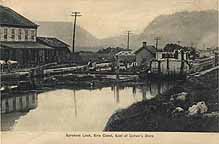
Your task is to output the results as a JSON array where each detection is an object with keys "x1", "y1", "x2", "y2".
[
  {"x1": 11, "y1": 29, "x2": 15, "y2": 39},
  {"x1": 18, "y1": 29, "x2": 22, "y2": 40},
  {"x1": 31, "y1": 30, "x2": 35, "y2": 40},
  {"x1": 25, "y1": 30, "x2": 28, "y2": 40},
  {"x1": 4, "y1": 28, "x2": 7, "y2": 40},
  {"x1": 174, "y1": 51, "x2": 178, "y2": 59}
]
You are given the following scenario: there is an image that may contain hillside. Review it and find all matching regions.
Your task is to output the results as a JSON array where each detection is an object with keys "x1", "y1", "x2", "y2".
[
  {"x1": 37, "y1": 10, "x2": 218, "y2": 51},
  {"x1": 37, "y1": 21, "x2": 102, "y2": 52},
  {"x1": 102, "y1": 10, "x2": 218, "y2": 50},
  {"x1": 139, "y1": 10, "x2": 218, "y2": 49}
]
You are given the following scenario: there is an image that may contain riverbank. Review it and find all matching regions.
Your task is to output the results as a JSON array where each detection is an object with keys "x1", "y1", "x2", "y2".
[{"x1": 104, "y1": 67, "x2": 219, "y2": 132}]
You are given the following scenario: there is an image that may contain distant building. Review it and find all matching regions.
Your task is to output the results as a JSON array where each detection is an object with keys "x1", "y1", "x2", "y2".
[
  {"x1": 150, "y1": 49, "x2": 190, "y2": 75},
  {"x1": 134, "y1": 42, "x2": 156, "y2": 66},
  {"x1": 96, "y1": 47, "x2": 130, "y2": 62},
  {"x1": 156, "y1": 49, "x2": 188, "y2": 60},
  {"x1": 115, "y1": 51, "x2": 135, "y2": 63},
  {"x1": 114, "y1": 51, "x2": 136, "y2": 70},
  {"x1": 163, "y1": 43, "x2": 197, "y2": 60},
  {"x1": 0, "y1": 5, "x2": 70, "y2": 68}
]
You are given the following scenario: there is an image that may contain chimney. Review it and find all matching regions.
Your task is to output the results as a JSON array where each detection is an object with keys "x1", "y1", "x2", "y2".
[{"x1": 142, "y1": 42, "x2": 147, "y2": 48}]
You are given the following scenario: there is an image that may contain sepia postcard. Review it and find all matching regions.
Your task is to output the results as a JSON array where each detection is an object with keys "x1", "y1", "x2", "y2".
[{"x1": 0, "y1": 0, "x2": 219, "y2": 144}]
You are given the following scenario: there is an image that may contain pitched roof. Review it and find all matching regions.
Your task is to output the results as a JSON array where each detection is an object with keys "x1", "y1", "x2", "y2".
[
  {"x1": 0, "y1": 41, "x2": 53, "y2": 49},
  {"x1": 0, "y1": 5, "x2": 38, "y2": 28},
  {"x1": 134, "y1": 45, "x2": 157, "y2": 55},
  {"x1": 37, "y1": 37, "x2": 70, "y2": 49},
  {"x1": 115, "y1": 51, "x2": 135, "y2": 56}
]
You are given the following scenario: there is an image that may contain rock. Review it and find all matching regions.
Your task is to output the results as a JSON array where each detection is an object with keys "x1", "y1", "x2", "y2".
[
  {"x1": 52, "y1": 77, "x2": 57, "y2": 81},
  {"x1": 188, "y1": 101, "x2": 208, "y2": 116},
  {"x1": 175, "y1": 92, "x2": 188, "y2": 101},
  {"x1": 170, "y1": 97, "x2": 174, "y2": 101},
  {"x1": 171, "y1": 107, "x2": 185, "y2": 118},
  {"x1": 172, "y1": 107, "x2": 184, "y2": 113},
  {"x1": 170, "y1": 92, "x2": 188, "y2": 102},
  {"x1": 203, "y1": 112, "x2": 219, "y2": 118}
]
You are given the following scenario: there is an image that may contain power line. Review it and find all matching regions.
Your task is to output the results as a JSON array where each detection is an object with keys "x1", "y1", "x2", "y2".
[{"x1": 71, "y1": 12, "x2": 82, "y2": 53}]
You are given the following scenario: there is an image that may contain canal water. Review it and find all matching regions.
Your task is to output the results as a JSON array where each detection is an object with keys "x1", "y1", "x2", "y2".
[{"x1": 1, "y1": 81, "x2": 176, "y2": 131}]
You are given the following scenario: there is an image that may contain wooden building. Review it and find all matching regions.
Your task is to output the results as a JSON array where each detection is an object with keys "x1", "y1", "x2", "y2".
[
  {"x1": 0, "y1": 6, "x2": 70, "y2": 68},
  {"x1": 150, "y1": 50, "x2": 190, "y2": 76},
  {"x1": 134, "y1": 42, "x2": 157, "y2": 66},
  {"x1": 37, "y1": 37, "x2": 71, "y2": 63},
  {"x1": 114, "y1": 51, "x2": 136, "y2": 70}
]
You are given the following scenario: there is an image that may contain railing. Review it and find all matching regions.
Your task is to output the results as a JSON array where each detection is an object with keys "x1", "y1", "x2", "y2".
[{"x1": 190, "y1": 56, "x2": 215, "y2": 73}]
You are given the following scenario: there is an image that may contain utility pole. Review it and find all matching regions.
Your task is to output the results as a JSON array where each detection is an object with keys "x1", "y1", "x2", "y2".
[
  {"x1": 154, "y1": 37, "x2": 160, "y2": 50},
  {"x1": 71, "y1": 12, "x2": 82, "y2": 53},
  {"x1": 127, "y1": 31, "x2": 131, "y2": 50}
]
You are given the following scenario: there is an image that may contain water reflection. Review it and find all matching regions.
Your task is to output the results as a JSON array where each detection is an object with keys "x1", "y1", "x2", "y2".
[
  {"x1": 1, "y1": 91, "x2": 38, "y2": 114},
  {"x1": 73, "y1": 89, "x2": 77, "y2": 117},
  {"x1": 1, "y1": 80, "x2": 176, "y2": 131},
  {"x1": 1, "y1": 91, "x2": 38, "y2": 131},
  {"x1": 116, "y1": 85, "x2": 120, "y2": 103},
  {"x1": 132, "y1": 85, "x2": 136, "y2": 101},
  {"x1": 113, "y1": 81, "x2": 173, "y2": 102}
]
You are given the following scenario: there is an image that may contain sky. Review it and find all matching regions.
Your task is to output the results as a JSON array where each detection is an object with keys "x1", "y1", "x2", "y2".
[{"x1": 0, "y1": 0, "x2": 218, "y2": 38}]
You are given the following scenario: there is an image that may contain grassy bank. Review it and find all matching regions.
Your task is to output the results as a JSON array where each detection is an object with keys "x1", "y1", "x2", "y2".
[{"x1": 104, "y1": 68, "x2": 219, "y2": 132}]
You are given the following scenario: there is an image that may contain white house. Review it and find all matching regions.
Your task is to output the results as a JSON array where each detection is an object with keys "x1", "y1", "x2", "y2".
[{"x1": 150, "y1": 49, "x2": 190, "y2": 75}]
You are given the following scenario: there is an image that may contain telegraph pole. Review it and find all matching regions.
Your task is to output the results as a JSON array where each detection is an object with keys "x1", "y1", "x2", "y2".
[
  {"x1": 71, "y1": 12, "x2": 82, "y2": 53},
  {"x1": 127, "y1": 31, "x2": 131, "y2": 50},
  {"x1": 154, "y1": 37, "x2": 160, "y2": 50}
]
